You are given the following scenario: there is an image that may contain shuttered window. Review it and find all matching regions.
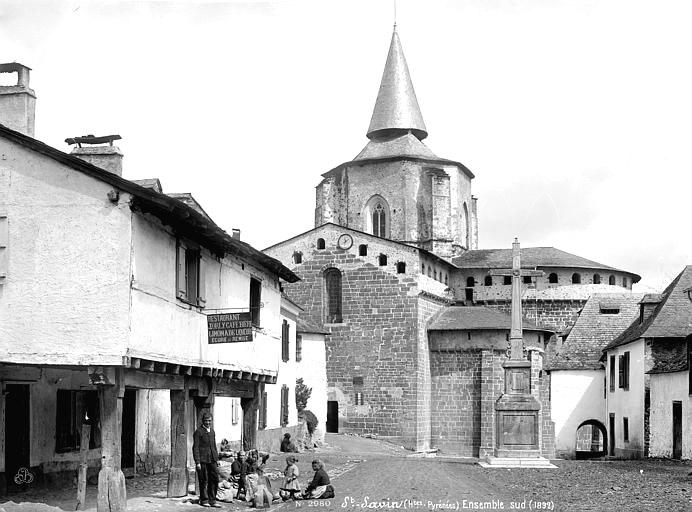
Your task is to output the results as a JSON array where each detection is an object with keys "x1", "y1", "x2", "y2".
[
  {"x1": 281, "y1": 320, "x2": 290, "y2": 362},
  {"x1": 618, "y1": 355, "x2": 624, "y2": 388},
  {"x1": 296, "y1": 334, "x2": 302, "y2": 362},
  {"x1": 622, "y1": 352, "x2": 630, "y2": 390},
  {"x1": 258, "y1": 391, "x2": 267, "y2": 430},
  {"x1": 280, "y1": 385, "x2": 289, "y2": 427},
  {"x1": 609, "y1": 355, "x2": 615, "y2": 391},
  {"x1": 176, "y1": 241, "x2": 205, "y2": 307}
]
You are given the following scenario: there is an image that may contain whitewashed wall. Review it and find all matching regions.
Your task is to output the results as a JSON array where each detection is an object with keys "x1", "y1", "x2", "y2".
[
  {"x1": 299, "y1": 332, "x2": 328, "y2": 433},
  {"x1": 129, "y1": 214, "x2": 283, "y2": 373},
  {"x1": 605, "y1": 339, "x2": 645, "y2": 458},
  {"x1": 0, "y1": 141, "x2": 132, "y2": 365},
  {"x1": 551, "y1": 369, "x2": 606, "y2": 457},
  {"x1": 649, "y1": 371, "x2": 691, "y2": 459}
]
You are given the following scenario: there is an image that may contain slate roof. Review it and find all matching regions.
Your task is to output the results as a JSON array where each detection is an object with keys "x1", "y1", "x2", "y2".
[
  {"x1": 0, "y1": 123, "x2": 299, "y2": 283},
  {"x1": 166, "y1": 192, "x2": 213, "y2": 221},
  {"x1": 453, "y1": 247, "x2": 640, "y2": 282},
  {"x1": 427, "y1": 306, "x2": 552, "y2": 333},
  {"x1": 296, "y1": 316, "x2": 330, "y2": 336},
  {"x1": 647, "y1": 339, "x2": 688, "y2": 374},
  {"x1": 603, "y1": 266, "x2": 692, "y2": 352},
  {"x1": 548, "y1": 293, "x2": 644, "y2": 370},
  {"x1": 132, "y1": 178, "x2": 162, "y2": 193},
  {"x1": 354, "y1": 132, "x2": 438, "y2": 161}
]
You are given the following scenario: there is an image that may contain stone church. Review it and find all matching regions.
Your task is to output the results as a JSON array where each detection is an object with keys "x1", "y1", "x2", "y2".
[{"x1": 264, "y1": 28, "x2": 639, "y2": 456}]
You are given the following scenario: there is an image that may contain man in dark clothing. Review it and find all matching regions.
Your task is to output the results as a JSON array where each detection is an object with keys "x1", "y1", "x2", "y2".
[
  {"x1": 193, "y1": 413, "x2": 220, "y2": 508},
  {"x1": 230, "y1": 450, "x2": 249, "y2": 499}
]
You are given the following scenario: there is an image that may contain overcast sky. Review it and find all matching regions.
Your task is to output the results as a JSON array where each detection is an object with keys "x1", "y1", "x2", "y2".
[{"x1": 2, "y1": 0, "x2": 691, "y2": 291}]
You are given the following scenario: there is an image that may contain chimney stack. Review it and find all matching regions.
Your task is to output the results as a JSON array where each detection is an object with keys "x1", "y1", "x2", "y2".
[
  {"x1": 66, "y1": 135, "x2": 124, "y2": 177},
  {"x1": 0, "y1": 62, "x2": 36, "y2": 137},
  {"x1": 232, "y1": 229, "x2": 241, "y2": 240}
]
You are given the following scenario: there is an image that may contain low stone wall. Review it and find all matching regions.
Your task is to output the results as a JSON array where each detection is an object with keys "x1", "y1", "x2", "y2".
[{"x1": 255, "y1": 423, "x2": 305, "y2": 452}]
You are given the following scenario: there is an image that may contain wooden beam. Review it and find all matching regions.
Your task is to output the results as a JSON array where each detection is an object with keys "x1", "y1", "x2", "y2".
[
  {"x1": 192, "y1": 366, "x2": 203, "y2": 377},
  {"x1": 167, "y1": 388, "x2": 188, "y2": 497},
  {"x1": 76, "y1": 423, "x2": 91, "y2": 510},
  {"x1": 215, "y1": 379, "x2": 255, "y2": 398},
  {"x1": 203, "y1": 368, "x2": 213, "y2": 377},
  {"x1": 241, "y1": 382, "x2": 262, "y2": 451},
  {"x1": 97, "y1": 383, "x2": 126, "y2": 511},
  {"x1": 122, "y1": 369, "x2": 185, "y2": 390},
  {"x1": 154, "y1": 362, "x2": 168, "y2": 374},
  {"x1": 130, "y1": 358, "x2": 141, "y2": 369},
  {"x1": 168, "y1": 364, "x2": 180, "y2": 375},
  {"x1": 180, "y1": 365, "x2": 192, "y2": 376},
  {"x1": 251, "y1": 373, "x2": 260, "y2": 382},
  {"x1": 231, "y1": 371, "x2": 241, "y2": 380},
  {"x1": 222, "y1": 370, "x2": 232, "y2": 380},
  {"x1": 140, "y1": 360, "x2": 155, "y2": 372}
]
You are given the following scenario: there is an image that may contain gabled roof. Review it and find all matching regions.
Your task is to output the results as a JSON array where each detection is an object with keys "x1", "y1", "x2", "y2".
[
  {"x1": 263, "y1": 222, "x2": 458, "y2": 270},
  {"x1": 453, "y1": 247, "x2": 640, "y2": 282},
  {"x1": 603, "y1": 266, "x2": 692, "y2": 352},
  {"x1": 548, "y1": 293, "x2": 644, "y2": 370},
  {"x1": 166, "y1": 192, "x2": 213, "y2": 221},
  {"x1": 354, "y1": 132, "x2": 437, "y2": 161},
  {"x1": 367, "y1": 29, "x2": 427, "y2": 141},
  {"x1": 0, "y1": 123, "x2": 299, "y2": 283},
  {"x1": 427, "y1": 306, "x2": 552, "y2": 333}
]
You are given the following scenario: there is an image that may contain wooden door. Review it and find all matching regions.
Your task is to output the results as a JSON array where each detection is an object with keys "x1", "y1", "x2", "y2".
[
  {"x1": 672, "y1": 401, "x2": 682, "y2": 459},
  {"x1": 5, "y1": 384, "x2": 31, "y2": 493}
]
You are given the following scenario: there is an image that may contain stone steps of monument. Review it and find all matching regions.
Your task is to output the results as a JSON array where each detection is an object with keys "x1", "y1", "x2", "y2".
[{"x1": 478, "y1": 457, "x2": 557, "y2": 469}]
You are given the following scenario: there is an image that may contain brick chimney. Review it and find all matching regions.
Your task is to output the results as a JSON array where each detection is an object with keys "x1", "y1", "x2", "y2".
[
  {"x1": 66, "y1": 135, "x2": 124, "y2": 177},
  {"x1": 0, "y1": 62, "x2": 36, "y2": 137}
]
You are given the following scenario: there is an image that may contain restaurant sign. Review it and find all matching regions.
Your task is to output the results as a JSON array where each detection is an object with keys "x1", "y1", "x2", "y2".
[{"x1": 207, "y1": 312, "x2": 253, "y2": 344}]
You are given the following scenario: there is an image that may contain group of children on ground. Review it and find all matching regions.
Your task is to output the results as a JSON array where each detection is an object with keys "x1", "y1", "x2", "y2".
[{"x1": 193, "y1": 413, "x2": 334, "y2": 508}]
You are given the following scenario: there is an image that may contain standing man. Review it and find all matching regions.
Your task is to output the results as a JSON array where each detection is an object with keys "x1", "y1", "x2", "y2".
[{"x1": 193, "y1": 412, "x2": 221, "y2": 508}]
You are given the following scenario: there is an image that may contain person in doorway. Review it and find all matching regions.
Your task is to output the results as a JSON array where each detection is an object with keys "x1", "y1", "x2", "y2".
[
  {"x1": 192, "y1": 413, "x2": 221, "y2": 508},
  {"x1": 302, "y1": 459, "x2": 334, "y2": 499}
]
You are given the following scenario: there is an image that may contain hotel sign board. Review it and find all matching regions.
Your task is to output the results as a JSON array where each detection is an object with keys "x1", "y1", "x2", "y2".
[{"x1": 207, "y1": 312, "x2": 253, "y2": 344}]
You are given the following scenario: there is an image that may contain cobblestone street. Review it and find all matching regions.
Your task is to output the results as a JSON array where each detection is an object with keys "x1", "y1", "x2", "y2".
[{"x1": 2, "y1": 435, "x2": 692, "y2": 512}]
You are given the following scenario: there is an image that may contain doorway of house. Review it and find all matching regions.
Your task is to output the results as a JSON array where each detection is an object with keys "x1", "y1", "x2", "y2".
[
  {"x1": 326, "y1": 401, "x2": 338, "y2": 433},
  {"x1": 121, "y1": 389, "x2": 137, "y2": 475},
  {"x1": 5, "y1": 384, "x2": 31, "y2": 493},
  {"x1": 609, "y1": 413, "x2": 615, "y2": 456},
  {"x1": 673, "y1": 401, "x2": 682, "y2": 459}
]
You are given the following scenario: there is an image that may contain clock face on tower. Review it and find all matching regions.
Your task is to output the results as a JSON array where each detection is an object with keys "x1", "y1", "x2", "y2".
[{"x1": 337, "y1": 233, "x2": 353, "y2": 250}]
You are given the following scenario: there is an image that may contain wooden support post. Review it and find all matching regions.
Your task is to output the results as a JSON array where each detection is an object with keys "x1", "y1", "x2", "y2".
[
  {"x1": 76, "y1": 423, "x2": 91, "y2": 510},
  {"x1": 97, "y1": 381, "x2": 127, "y2": 512},
  {"x1": 241, "y1": 382, "x2": 262, "y2": 451},
  {"x1": 167, "y1": 387, "x2": 188, "y2": 498}
]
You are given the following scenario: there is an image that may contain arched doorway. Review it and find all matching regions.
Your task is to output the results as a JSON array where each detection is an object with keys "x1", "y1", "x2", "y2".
[{"x1": 575, "y1": 419, "x2": 607, "y2": 459}]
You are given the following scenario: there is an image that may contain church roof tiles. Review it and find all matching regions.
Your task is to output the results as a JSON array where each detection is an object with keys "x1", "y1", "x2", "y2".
[
  {"x1": 453, "y1": 247, "x2": 640, "y2": 282},
  {"x1": 427, "y1": 305, "x2": 550, "y2": 333}
]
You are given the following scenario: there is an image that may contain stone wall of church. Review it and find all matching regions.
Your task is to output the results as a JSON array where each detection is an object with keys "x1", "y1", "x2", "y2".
[
  {"x1": 314, "y1": 159, "x2": 475, "y2": 253},
  {"x1": 430, "y1": 351, "x2": 482, "y2": 456},
  {"x1": 276, "y1": 240, "x2": 428, "y2": 449}
]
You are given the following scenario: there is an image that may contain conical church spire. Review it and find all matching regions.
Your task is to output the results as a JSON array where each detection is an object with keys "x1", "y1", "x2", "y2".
[{"x1": 367, "y1": 28, "x2": 428, "y2": 141}]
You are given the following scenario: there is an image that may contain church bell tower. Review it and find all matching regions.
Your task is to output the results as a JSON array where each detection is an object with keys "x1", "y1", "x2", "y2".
[{"x1": 315, "y1": 27, "x2": 479, "y2": 258}]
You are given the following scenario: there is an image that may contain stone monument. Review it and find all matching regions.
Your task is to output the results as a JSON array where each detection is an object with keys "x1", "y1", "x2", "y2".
[{"x1": 480, "y1": 238, "x2": 555, "y2": 468}]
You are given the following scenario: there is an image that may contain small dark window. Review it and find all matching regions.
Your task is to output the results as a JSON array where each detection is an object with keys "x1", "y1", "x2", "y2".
[
  {"x1": 296, "y1": 334, "x2": 302, "y2": 362},
  {"x1": 292, "y1": 252, "x2": 302, "y2": 264},
  {"x1": 609, "y1": 355, "x2": 615, "y2": 391},
  {"x1": 623, "y1": 352, "x2": 630, "y2": 389},
  {"x1": 467, "y1": 332, "x2": 471, "y2": 340},
  {"x1": 421, "y1": 264, "x2": 425, "y2": 274},
  {"x1": 317, "y1": 238, "x2": 325, "y2": 250},
  {"x1": 280, "y1": 385, "x2": 289, "y2": 427},
  {"x1": 427, "y1": 266, "x2": 432, "y2": 277},
  {"x1": 484, "y1": 276, "x2": 493, "y2": 286},
  {"x1": 466, "y1": 277, "x2": 475, "y2": 287},
  {"x1": 609, "y1": 275, "x2": 616, "y2": 285},
  {"x1": 396, "y1": 262, "x2": 406, "y2": 274},
  {"x1": 281, "y1": 319, "x2": 290, "y2": 362},
  {"x1": 572, "y1": 273, "x2": 581, "y2": 284},
  {"x1": 359, "y1": 244, "x2": 368, "y2": 256},
  {"x1": 503, "y1": 276, "x2": 512, "y2": 285},
  {"x1": 434, "y1": 270, "x2": 437, "y2": 280},
  {"x1": 523, "y1": 276, "x2": 532, "y2": 284},
  {"x1": 593, "y1": 274, "x2": 601, "y2": 284},
  {"x1": 623, "y1": 417, "x2": 629, "y2": 442},
  {"x1": 325, "y1": 268, "x2": 343, "y2": 323},
  {"x1": 378, "y1": 254, "x2": 387, "y2": 266},
  {"x1": 55, "y1": 390, "x2": 101, "y2": 453},
  {"x1": 622, "y1": 277, "x2": 628, "y2": 288},
  {"x1": 352, "y1": 376, "x2": 364, "y2": 386},
  {"x1": 444, "y1": 274, "x2": 448, "y2": 285},
  {"x1": 250, "y1": 278, "x2": 262, "y2": 327},
  {"x1": 549, "y1": 273, "x2": 558, "y2": 284}
]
